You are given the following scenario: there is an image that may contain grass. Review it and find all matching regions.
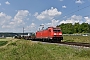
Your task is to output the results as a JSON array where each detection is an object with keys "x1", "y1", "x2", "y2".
[
  {"x1": 0, "y1": 38, "x2": 90, "y2": 60},
  {"x1": 0, "y1": 40, "x2": 55, "y2": 60},
  {"x1": 42, "y1": 44, "x2": 90, "y2": 60},
  {"x1": 63, "y1": 35, "x2": 90, "y2": 43},
  {"x1": 0, "y1": 41, "x2": 8, "y2": 46}
]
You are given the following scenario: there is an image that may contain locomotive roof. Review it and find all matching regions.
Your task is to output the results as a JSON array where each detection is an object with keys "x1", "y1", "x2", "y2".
[
  {"x1": 48, "y1": 27, "x2": 61, "y2": 29},
  {"x1": 37, "y1": 27, "x2": 61, "y2": 32}
]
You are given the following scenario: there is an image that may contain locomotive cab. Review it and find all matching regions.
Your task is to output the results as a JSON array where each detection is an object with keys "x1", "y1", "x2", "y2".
[
  {"x1": 47, "y1": 27, "x2": 63, "y2": 42},
  {"x1": 53, "y1": 28, "x2": 63, "y2": 40}
]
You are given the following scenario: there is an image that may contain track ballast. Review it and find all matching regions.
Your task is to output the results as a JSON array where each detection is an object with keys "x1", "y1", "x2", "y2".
[{"x1": 60, "y1": 42, "x2": 90, "y2": 47}]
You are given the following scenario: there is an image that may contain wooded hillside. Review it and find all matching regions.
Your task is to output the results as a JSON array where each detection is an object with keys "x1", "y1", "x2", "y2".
[{"x1": 57, "y1": 23, "x2": 90, "y2": 34}]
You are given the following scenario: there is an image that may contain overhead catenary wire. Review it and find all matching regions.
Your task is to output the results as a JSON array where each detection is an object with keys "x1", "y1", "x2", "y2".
[
  {"x1": 59, "y1": 0, "x2": 90, "y2": 20},
  {"x1": 61, "y1": 4, "x2": 90, "y2": 19}
]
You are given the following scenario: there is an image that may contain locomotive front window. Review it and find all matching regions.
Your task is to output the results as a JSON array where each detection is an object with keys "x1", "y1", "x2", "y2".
[{"x1": 53, "y1": 30, "x2": 61, "y2": 32}]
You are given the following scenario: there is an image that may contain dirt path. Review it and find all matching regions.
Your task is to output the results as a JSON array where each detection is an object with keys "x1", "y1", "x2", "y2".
[{"x1": 0, "y1": 38, "x2": 19, "y2": 48}]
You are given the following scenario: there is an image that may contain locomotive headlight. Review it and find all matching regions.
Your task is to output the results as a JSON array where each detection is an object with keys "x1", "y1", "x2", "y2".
[
  {"x1": 54, "y1": 33, "x2": 56, "y2": 35},
  {"x1": 59, "y1": 33, "x2": 62, "y2": 35}
]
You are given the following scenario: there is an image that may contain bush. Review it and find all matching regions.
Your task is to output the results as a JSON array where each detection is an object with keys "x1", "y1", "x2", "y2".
[{"x1": 0, "y1": 41, "x2": 8, "y2": 46}]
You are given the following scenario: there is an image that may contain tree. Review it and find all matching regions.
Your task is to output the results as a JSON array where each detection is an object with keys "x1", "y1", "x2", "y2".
[{"x1": 57, "y1": 23, "x2": 90, "y2": 34}]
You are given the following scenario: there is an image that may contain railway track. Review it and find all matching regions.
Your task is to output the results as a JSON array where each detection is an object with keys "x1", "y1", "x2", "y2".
[
  {"x1": 60, "y1": 42, "x2": 90, "y2": 47},
  {"x1": 31, "y1": 39, "x2": 90, "y2": 48}
]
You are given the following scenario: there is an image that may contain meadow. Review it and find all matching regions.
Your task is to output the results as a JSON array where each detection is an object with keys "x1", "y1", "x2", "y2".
[
  {"x1": 0, "y1": 38, "x2": 90, "y2": 60},
  {"x1": 63, "y1": 35, "x2": 90, "y2": 43}
]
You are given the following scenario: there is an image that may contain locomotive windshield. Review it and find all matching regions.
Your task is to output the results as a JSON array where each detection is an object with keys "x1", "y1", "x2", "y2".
[{"x1": 53, "y1": 30, "x2": 61, "y2": 32}]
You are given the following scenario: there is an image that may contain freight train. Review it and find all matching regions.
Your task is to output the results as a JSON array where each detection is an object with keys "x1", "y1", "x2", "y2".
[
  {"x1": 15, "y1": 27, "x2": 63, "y2": 42},
  {"x1": 35, "y1": 27, "x2": 63, "y2": 42}
]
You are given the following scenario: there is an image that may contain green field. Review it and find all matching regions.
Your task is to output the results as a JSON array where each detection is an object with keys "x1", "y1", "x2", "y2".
[
  {"x1": 0, "y1": 38, "x2": 90, "y2": 60},
  {"x1": 63, "y1": 35, "x2": 90, "y2": 43}
]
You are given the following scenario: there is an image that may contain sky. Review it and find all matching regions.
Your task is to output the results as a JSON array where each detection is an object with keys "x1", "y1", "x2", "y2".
[{"x1": 0, "y1": 0, "x2": 90, "y2": 33}]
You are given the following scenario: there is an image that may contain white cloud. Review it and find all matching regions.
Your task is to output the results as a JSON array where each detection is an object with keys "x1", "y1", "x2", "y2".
[
  {"x1": 11, "y1": 10, "x2": 29, "y2": 27},
  {"x1": 44, "y1": 19, "x2": 59, "y2": 28},
  {"x1": 0, "y1": 10, "x2": 30, "y2": 29},
  {"x1": 84, "y1": 17, "x2": 90, "y2": 24},
  {"x1": 25, "y1": 23, "x2": 36, "y2": 32},
  {"x1": 30, "y1": 23, "x2": 36, "y2": 28},
  {"x1": 0, "y1": 12, "x2": 12, "y2": 28},
  {"x1": 37, "y1": 19, "x2": 60, "y2": 30},
  {"x1": 34, "y1": 12, "x2": 38, "y2": 16},
  {"x1": 60, "y1": 15, "x2": 83, "y2": 24},
  {"x1": 75, "y1": 0, "x2": 84, "y2": 4},
  {"x1": 51, "y1": 19, "x2": 59, "y2": 27},
  {"x1": 26, "y1": 23, "x2": 36, "y2": 29},
  {"x1": 5, "y1": 1, "x2": 10, "y2": 5},
  {"x1": 35, "y1": 7, "x2": 62, "y2": 20},
  {"x1": 62, "y1": 5, "x2": 66, "y2": 8},
  {"x1": 34, "y1": 7, "x2": 62, "y2": 30}
]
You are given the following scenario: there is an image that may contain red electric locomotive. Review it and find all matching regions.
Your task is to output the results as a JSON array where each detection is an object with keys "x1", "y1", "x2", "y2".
[{"x1": 36, "y1": 27, "x2": 63, "y2": 42}]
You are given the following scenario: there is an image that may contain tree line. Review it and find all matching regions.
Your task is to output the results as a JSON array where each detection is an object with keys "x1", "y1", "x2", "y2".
[{"x1": 57, "y1": 23, "x2": 90, "y2": 34}]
